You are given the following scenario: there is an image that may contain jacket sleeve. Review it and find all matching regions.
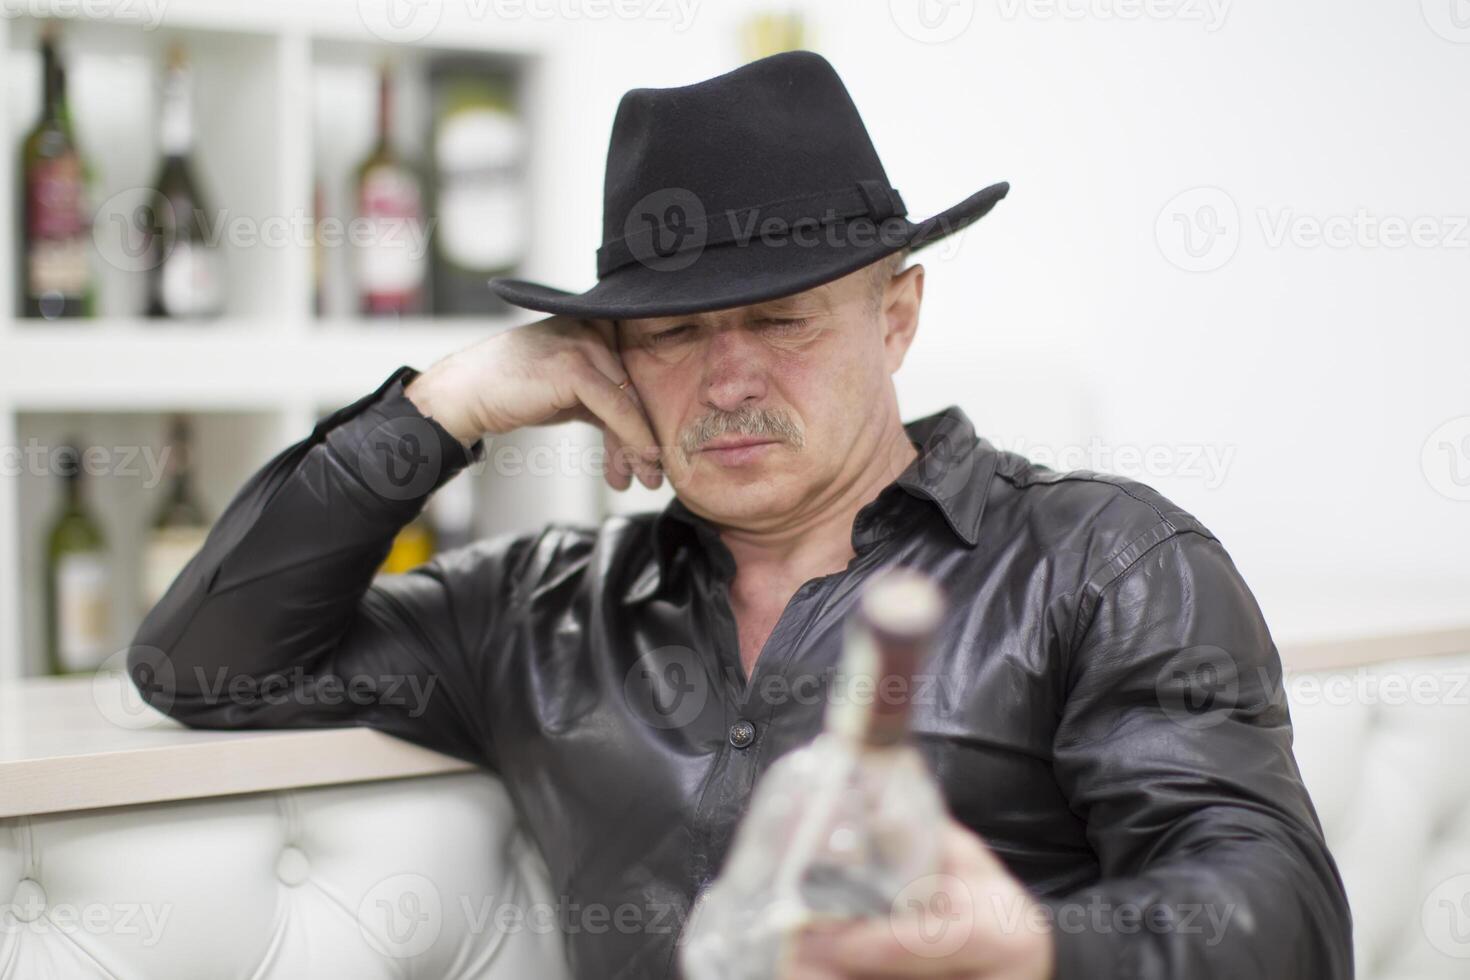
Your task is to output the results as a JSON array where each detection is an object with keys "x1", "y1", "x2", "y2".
[
  {"x1": 1042, "y1": 529, "x2": 1354, "y2": 979},
  {"x1": 127, "y1": 366, "x2": 533, "y2": 770}
]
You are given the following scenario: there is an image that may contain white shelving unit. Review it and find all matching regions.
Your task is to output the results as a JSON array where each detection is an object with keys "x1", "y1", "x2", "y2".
[{"x1": 0, "y1": 0, "x2": 604, "y2": 678}]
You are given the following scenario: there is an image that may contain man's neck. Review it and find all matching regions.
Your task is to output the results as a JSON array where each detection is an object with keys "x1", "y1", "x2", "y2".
[{"x1": 719, "y1": 419, "x2": 920, "y2": 601}]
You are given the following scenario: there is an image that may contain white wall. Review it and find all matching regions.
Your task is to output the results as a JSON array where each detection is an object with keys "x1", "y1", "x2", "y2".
[{"x1": 804, "y1": 0, "x2": 1467, "y2": 644}]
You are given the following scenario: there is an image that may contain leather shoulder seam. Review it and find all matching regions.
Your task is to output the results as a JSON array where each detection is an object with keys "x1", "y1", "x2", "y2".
[{"x1": 1067, "y1": 525, "x2": 1215, "y2": 653}]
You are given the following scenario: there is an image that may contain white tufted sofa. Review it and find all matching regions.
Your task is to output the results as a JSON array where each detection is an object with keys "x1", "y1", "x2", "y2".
[
  {"x1": 0, "y1": 770, "x2": 571, "y2": 979},
  {"x1": 1286, "y1": 636, "x2": 1470, "y2": 978},
  {"x1": 3, "y1": 632, "x2": 1468, "y2": 979}
]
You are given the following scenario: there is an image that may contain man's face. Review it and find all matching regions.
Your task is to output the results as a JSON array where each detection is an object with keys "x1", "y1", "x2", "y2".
[{"x1": 618, "y1": 262, "x2": 921, "y2": 531}]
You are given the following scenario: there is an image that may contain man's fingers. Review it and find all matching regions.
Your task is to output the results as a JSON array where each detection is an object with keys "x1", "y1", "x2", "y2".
[
  {"x1": 568, "y1": 355, "x2": 661, "y2": 489},
  {"x1": 582, "y1": 316, "x2": 619, "y2": 353},
  {"x1": 942, "y1": 818, "x2": 1009, "y2": 879},
  {"x1": 789, "y1": 918, "x2": 965, "y2": 976},
  {"x1": 565, "y1": 322, "x2": 664, "y2": 491},
  {"x1": 602, "y1": 426, "x2": 633, "y2": 492}
]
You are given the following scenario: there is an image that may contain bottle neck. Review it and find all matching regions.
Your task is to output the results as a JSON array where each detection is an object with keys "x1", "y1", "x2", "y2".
[
  {"x1": 376, "y1": 71, "x2": 393, "y2": 153},
  {"x1": 825, "y1": 570, "x2": 943, "y2": 747},
  {"x1": 41, "y1": 41, "x2": 64, "y2": 121},
  {"x1": 159, "y1": 64, "x2": 193, "y2": 157},
  {"x1": 162, "y1": 420, "x2": 194, "y2": 503},
  {"x1": 62, "y1": 466, "x2": 84, "y2": 509},
  {"x1": 825, "y1": 617, "x2": 924, "y2": 748}
]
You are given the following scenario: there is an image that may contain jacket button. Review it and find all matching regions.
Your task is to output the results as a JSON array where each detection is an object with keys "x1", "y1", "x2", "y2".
[{"x1": 728, "y1": 719, "x2": 756, "y2": 749}]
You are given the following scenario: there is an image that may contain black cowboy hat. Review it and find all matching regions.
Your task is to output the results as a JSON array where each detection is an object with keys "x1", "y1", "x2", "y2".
[{"x1": 488, "y1": 49, "x2": 1009, "y2": 320}]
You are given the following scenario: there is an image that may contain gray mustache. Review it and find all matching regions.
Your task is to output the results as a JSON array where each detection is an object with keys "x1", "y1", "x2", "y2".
[{"x1": 681, "y1": 406, "x2": 805, "y2": 460}]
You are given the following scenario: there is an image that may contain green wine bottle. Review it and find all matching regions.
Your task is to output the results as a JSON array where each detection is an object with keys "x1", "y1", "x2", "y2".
[
  {"x1": 141, "y1": 415, "x2": 210, "y2": 612},
  {"x1": 145, "y1": 43, "x2": 223, "y2": 319},
  {"x1": 46, "y1": 443, "x2": 112, "y2": 676},
  {"x1": 21, "y1": 23, "x2": 95, "y2": 319}
]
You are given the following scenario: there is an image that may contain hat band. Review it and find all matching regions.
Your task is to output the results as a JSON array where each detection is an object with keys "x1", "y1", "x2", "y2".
[{"x1": 596, "y1": 179, "x2": 907, "y2": 278}]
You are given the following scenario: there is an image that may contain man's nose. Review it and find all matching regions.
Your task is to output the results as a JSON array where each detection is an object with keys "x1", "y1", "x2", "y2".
[{"x1": 700, "y1": 326, "x2": 769, "y2": 412}]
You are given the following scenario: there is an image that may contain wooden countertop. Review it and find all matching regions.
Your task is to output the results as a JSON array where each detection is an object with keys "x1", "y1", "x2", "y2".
[
  {"x1": 0, "y1": 671, "x2": 475, "y2": 818},
  {"x1": 4, "y1": 626, "x2": 1467, "y2": 819}
]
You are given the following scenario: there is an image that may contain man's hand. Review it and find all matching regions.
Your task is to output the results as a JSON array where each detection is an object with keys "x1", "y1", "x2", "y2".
[
  {"x1": 783, "y1": 817, "x2": 1055, "y2": 979},
  {"x1": 405, "y1": 314, "x2": 663, "y2": 492}
]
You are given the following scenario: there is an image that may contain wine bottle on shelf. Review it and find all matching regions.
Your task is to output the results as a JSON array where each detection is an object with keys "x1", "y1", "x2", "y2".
[
  {"x1": 741, "y1": 10, "x2": 807, "y2": 61},
  {"x1": 355, "y1": 61, "x2": 428, "y2": 318},
  {"x1": 312, "y1": 178, "x2": 326, "y2": 317},
  {"x1": 21, "y1": 23, "x2": 95, "y2": 319},
  {"x1": 680, "y1": 568, "x2": 951, "y2": 979},
  {"x1": 141, "y1": 415, "x2": 211, "y2": 613},
  {"x1": 145, "y1": 43, "x2": 224, "y2": 319},
  {"x1": 46, "y1": 444, "x2": 113, "y2": 676},
  {"x1": 428, "y1": 58, "x2": 527, "y2": 315},
  {"x1": 379, "y1": 515, "x2": 436, "y2": 575}
]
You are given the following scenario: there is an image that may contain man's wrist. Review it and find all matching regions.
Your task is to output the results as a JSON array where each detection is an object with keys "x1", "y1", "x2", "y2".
[{"x1": 405, "y1": 360, "x2": 482, "y2": 450}]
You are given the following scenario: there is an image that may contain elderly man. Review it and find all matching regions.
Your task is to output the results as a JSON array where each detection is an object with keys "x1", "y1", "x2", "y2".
[{"x1": 131, "y1": 51, "x2": 1352, "y2": 979}]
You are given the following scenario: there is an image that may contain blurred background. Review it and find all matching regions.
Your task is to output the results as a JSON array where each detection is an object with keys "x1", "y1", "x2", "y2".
[{"x1": 3, "y1": 0, "x2": 1467, "y2": 680}]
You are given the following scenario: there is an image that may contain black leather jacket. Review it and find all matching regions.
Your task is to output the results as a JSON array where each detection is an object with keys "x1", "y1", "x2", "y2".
[{"x1": 130, "y1": 366, "x2": 1353, "y2": 979}]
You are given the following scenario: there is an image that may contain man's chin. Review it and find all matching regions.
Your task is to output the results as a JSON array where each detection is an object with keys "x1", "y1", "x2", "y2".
[{"x1": 676, "y1": 478, "x2": 801, "y2": 527}]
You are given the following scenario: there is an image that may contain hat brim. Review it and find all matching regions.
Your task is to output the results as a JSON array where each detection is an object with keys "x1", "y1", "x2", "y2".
[{"x1": 488, "y1": 181, "x2": 1009, "y2": 320}]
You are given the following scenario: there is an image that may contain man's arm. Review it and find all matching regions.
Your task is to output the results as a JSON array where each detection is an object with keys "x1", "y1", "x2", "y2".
[
  {"x1": 129, "y1": 314, "x2": 664, "y2": 768},
  {"x1": 127, "y1": 366, "x2": 528, "y2": 767},
  {"x1": 1043, "y1": 530, "x2": 1354, "y2": 978}
]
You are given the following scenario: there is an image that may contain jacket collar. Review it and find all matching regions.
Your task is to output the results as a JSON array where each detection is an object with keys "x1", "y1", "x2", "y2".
[{"x1": 622, "y1": 404, "x2": 997, "y2": 605}]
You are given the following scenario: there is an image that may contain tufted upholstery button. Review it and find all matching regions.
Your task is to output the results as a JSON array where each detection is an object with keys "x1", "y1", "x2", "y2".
[
  {"x1": 275, "y1": 846, "x2": 311, "y2": 887},
  {"x1": 12, "y1": 878, "x2": 45, "y2": 922},
  {"x1": 728, "y1": 719, "x2": 756, "y2": 749}
]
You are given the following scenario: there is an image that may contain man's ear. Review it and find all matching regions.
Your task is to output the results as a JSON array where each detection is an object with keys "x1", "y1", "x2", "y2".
[{"x1": 882, "y1": 263, "x2": 924, "y2": 373}]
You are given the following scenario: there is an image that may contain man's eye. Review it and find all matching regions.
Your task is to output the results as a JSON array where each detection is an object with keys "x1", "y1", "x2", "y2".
[
  {"x1": 758, "y1": 317, "x2": 810, "y2": 332},
  {"x1": 649, "y1": 324, "x2": 693, "y2": 345}
]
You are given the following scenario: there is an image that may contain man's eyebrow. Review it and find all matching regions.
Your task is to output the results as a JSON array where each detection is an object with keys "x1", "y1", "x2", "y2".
[{"x1": 750, "y1": 294, "x2": 825, "y2": 315}]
